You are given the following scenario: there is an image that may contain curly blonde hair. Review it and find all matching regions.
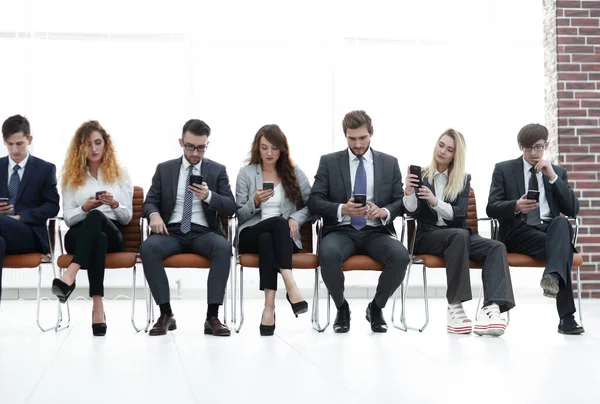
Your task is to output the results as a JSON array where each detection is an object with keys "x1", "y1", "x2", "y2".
[{"x1": 61, "y1": 120, "x2": 123, "y2": 190}]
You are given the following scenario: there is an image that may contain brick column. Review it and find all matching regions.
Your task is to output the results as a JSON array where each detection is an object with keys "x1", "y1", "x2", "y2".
[{"x1": 545, "y1": 0, "x2": 600, "y2": 298}]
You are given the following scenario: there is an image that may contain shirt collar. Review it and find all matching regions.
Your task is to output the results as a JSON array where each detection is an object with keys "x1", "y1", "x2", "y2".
[
  {"x1": 9, "y1": 153, "x2": 29, "y2": 171},
  {"x1": 347, "y1": 147, "x2": 373, "y2": 163},
  {"x1": 182, "y1": 156, "x2": 202, "y2": 172},
  {"x1": 433, "y1": 168, "x2": 449, "y2": 179},
  {"x1": 522, "y1": 157, "x2": 536, "y2": 174}
]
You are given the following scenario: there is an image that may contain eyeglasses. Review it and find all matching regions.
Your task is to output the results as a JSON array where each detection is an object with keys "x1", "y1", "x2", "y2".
[
  {"x1": 183, "y1": 143, "x2": 208, "y2": 152},
  {"x1": 521, "y1": 144, "x2": 546, "y2": 153}
]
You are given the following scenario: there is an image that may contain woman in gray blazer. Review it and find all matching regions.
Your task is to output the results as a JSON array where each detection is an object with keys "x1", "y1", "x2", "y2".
[{"x1": 236, "y1": 124, "x2": 311, "y2": 336}]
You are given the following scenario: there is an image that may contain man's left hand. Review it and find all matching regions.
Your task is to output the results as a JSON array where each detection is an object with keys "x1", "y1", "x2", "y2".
[
  {"x1": 534, "y1": 160, "x2": 557, "y2": 181},
  {"x1": 365, "y1": 201, "x2": 388, "y2": 220}
]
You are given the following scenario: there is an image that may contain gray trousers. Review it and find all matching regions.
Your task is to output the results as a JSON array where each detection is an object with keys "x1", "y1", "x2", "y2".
[
  {"x1": 319, "y1": 225, "x2": 410, "y2": 309},
  {"x1": 415, "y1": 228, "x2": 515, "y2": 312},
  {"x1": 140, "y1": 223, "x2": 231, "y2": 306}
]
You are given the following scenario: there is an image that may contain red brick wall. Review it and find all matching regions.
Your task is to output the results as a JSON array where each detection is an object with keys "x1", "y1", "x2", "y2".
[{"x1": 545, "y1": 0, "x2": 600, "y2": 298}]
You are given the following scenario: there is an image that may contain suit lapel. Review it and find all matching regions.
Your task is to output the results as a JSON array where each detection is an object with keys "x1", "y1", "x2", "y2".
[
  {"x1": 512, "y1": 157, "x2": 525, "y2": 197},
  {"x1": 339, "y1": 150, "x2": 352, "y2": 200},
  {"x1": 254, "y1": 164, "x2": 263, "y2": 193},
  {"x1": 171, "y1": 157, "x2": 182, "y2": 203},
  {"x1": 201, "y1": 158, "x2": 212, "y2": 183},
  {"x1": 16, "y1": 155, "x2": 35, "y2": 201},
  {"x1": 0, "y1": 157, "x2": 8, "y2": 198},
  {"x1": 372, "y1": 149, "x2": 383, "y2": 205}
]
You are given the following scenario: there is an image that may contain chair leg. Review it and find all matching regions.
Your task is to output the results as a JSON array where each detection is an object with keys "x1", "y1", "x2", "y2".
[
  {"x1": 311, "y1": 266, "x2": 330, "y2": 332},
  {"x1": 475, "y1": 288, "x2": 483, "y2": 321},
  {"x1": 54, "y1": 266, "x2": 71, "y2": 333},
  {"x1": 391, "y1": 277, "x2": 407, "y2": 331},
  {"x1": 576, "y1": 265, "x2": 583, "y2": 327},
  {"x1": 144, "y1": 278, "x2": 154, "y2": 333},
  {"x1": 234, "y1": 266, "x2": 244, "y2": 333},
  {"x1": 400, "y1": 262, "x2": 429, "y2": 332},
  {"x1": 130, "y1": 265, "x2": 141, "y2": 333},
  {"x1": 36, "y1": 264, "x2": 59, "y2": 332}
]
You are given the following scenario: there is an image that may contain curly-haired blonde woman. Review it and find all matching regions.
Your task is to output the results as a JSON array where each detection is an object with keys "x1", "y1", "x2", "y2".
[{"x1": 51, "y1": 121, "x2": 133, "y2": 336}]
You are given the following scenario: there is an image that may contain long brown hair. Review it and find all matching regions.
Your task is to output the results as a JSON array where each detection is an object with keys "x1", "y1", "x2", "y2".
[
  {"x1": 247, "y1": 124, "x2": 303, "y2": 207},
  {"x1": 61, "y1": 120, "x2": 123, "y2": 190}
]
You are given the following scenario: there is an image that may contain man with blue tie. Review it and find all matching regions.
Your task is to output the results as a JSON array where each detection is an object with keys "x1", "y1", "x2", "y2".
[
  {"x1": 0, "y1": 115, "x2": 60, "y2": 303},
  {"x1": 308, "y1": 110, "x2": 409, "y2": 333}
]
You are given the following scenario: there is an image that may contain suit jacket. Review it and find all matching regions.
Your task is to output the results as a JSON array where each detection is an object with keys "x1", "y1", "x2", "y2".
[
  {"x1": 142, "y1": 157, "x2": 236, "y2": 237},
  {"x1": 486, "y1": 156, "x2": 579, "y2": 243},
  {"x1": 407, "y1": 173, "x2": 472, "y2": 235},
  {"x1": 0, "y1": 155, "x2": 60, "y2": 253},
  {"x1": 307, "y1": 148, "x2": 404, "y2": 236},
  {"x1": 236, "y1": 164, "x2": 312, "y2": 249}
]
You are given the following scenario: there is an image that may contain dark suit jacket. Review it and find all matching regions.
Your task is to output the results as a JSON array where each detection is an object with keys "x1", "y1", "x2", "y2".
[
  {"x1": 142, "y1": 157, "x2": 236, "y2": 237},
  {"x1": 0, "y1": 155, "x2": 60, "y2": 253},
  {"x1": 407, "y1": 173, "x2": 472, "y2": 235},
  {"x1": 307, "y1": 148, "x2": 404, "y2": 236},
  {"x1": 486, "y1": 156, "x2": 579, "y2": 243}
]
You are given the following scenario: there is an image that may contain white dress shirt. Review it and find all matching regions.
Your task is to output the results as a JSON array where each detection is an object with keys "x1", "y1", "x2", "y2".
[
  {"x1": 403, "y1": 169, "x2": 454, "y2": 226},
  {"x1": 62, "y1": 168, "x2": 134, "y2": 227},
  {"x1": 260, "y1": 183, "x2": 283, "y2": 220},
  {"x1": 336, "y1": 148, "x2": 391, "y2": 226},
  {"x1": 8, "y1": 153, "x2": 29, "y2": 184},
  {"x1": 523, "y1": 157, "x2": 556, "y2": 220},
  {"x1": 167, "y1": 157, "x2": 213, "y2": 227}
]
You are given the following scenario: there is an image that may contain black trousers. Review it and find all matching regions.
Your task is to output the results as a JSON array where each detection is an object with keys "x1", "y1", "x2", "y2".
[
  {"x1": 415, "y1": 228, "x2": 515, "y2": 312},
  {"x1": 239, "y1": 216, "x2": 299, "y2": 291},
  {"x1": 65, "y1": 210, "x2": 124, "y2": 297},
  {"x1": 504, "y1": 216, "x2": 576, "y2": 319},
  {"x1": 0, "y1": 214, "x2": 42, "y2": 303}
]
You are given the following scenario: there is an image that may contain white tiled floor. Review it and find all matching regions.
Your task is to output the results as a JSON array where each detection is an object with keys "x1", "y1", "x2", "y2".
[{"x1": 1, "y1": 297, "x2": 599, "y2": 404}]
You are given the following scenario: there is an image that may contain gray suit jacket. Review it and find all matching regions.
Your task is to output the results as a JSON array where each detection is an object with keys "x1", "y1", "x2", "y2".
[
  {"x1": 236, "y1": 164, "x2": 312, "y2": 249},
  {"x1": 307, "y1": 148, "x2": 405, "y2": 236},
  {"x1": 142, "y1": 157, "x2": 236, "y2": 237}
]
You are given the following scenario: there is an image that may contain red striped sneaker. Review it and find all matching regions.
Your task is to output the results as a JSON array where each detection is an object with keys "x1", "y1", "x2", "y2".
[
  {"x1": 447, "y1": 303, "x2": 473, "y2": 334},
  {"x1": 474, "y1": 303, "x2": 506, "y2": 337}
]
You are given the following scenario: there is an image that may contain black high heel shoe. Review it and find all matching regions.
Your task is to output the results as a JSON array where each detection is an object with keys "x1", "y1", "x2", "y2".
[
  {"x1": 286, "y1": 293, "x2": 308, "y2": 317},
  {"x1": 259, "y1": 311, "x2": 275, "y2": 336},
  {"x1": 52, "y1": 278, "x2": 76, "y2": 303},
  {"x1": 92, "y1": 312, "x2": 107, "y2": 337}
]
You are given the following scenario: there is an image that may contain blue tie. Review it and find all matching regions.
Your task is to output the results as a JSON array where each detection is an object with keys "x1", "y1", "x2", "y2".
[
  {"x1": 351, "y1": 156, "x2": 367, "y2": 230},
  {"x1": 8, "y1": 164, "x2": 20, "y2": 214},
  {"x1": 180, "y1": 165, "x2": 195, "y2": 234}
]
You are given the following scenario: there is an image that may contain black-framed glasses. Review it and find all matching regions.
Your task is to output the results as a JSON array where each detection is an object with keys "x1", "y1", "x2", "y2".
[
  {"x1": 183, "y1": 143, "x2": 208, "y2": 152},
  {"x1": 521, "y1": 144, "x2": 546, "y2": 153}
]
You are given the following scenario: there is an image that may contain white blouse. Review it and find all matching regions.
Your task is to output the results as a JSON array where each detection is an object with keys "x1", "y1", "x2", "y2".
[
  {"x1": 62, "y1": 168, "x2": 134, "y2": 227},
  {"x1": 261, "y1": 183, "x2": 283, "y2": 220}
]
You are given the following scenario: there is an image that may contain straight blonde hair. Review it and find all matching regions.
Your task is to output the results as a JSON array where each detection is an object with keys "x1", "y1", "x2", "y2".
[{"x1": 423, "y1": 128, "x2": 466, "y2": 202}]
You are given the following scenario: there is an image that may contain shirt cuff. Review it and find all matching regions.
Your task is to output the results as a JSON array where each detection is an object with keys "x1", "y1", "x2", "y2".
[
  {"x1": 380, "y1": 208, "x2": 391, "y2": 225},
  {"x1": 337, "y1": 204, "x2": 344, "y2": 222},
  {"x1": 549, "y1": 175, "x2": 558, "y2": 184},
  {"x1": 149, "y1": 212, "x2": 160, "y2": 219},
  {"x1": 205, "y1": 190, "x2": 212, "y2": 204}
]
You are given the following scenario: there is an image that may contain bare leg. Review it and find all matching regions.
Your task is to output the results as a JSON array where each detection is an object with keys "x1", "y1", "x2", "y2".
[
  {"x1": 60, "y1": 262, "x2": 82, "y2": 286},
  {"x1": 262, "y1": 289, "x2": 276, "y2": 325},
  {"x1": 92, "y1": 296, "x2": 105, "y2": 324},
  {"x1": 280, "y1": 269, "x2": 304, "y2": 303}
]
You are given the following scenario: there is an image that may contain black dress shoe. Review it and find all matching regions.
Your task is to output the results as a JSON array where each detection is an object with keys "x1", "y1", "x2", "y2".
[
  {"x1": 259, "y1": 311, "x2": 276, "y2": 336},
  {"x1": 286, "y1": 293, "x2": 308, "y2": 317},
  {"x1": 540, "y1": 274, "x2": 559, "y2": 298},
  {"x1": 204, "y1": 317, "x2": 231, "y2": 337},
  {"x1": 333, "y1": 303, "x2": 351, "y2": 333},
  {"x1": 558, "y1": 315, "x2": 585, "y2": 335},
  {"x1": 149, "y1": 313, "x2": 177, "y2": 336},
  {"x1": 366, "y1": 302, "x2": 388, "y2": 333},
  {"x1": 92, "y1": 312, "x2": 107, "y2": 337},
  {"x1": 51, "y1": 278, "x2": 76, "y2": 303}
]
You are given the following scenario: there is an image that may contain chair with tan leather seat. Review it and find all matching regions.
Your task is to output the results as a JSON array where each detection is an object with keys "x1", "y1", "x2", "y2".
[
  {"x1": 311, "y1": 218, "x2": 405, "y2": 332},
  {"x1": 55, "y1": 186, "x2": 145, "y2": 332},
  {"x1": 391, "y1": 188, "x2": 496, "y2": 332},
  {"x1": 231, "y1": 221, "x2": 318, "y2": 333},
  {"x1": 144, "y1": 214, "x2": 234, "y2": 332}
]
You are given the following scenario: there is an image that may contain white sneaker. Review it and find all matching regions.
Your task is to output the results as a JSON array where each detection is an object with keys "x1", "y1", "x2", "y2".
[
  {"x1": 447, "y1": 303, "x2": 473, "y2": 334},
  {"x1": 474, "y1": 303, "x2": 506, "y2": 337}
]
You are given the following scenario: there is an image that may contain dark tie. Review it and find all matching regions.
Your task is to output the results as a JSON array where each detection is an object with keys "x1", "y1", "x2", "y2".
[
  {"x1": 8, "y1": 164, "x2": 20, "y2": 214},
  {"x1": 527, "y1": 166, "x2": 541, "y2": 226},
  {"x1": 180, "y1": 165, "x2": 195, "y2": 234},
  {"x1": 351, "y1": 156, "x2": 367, "y2": 230}
]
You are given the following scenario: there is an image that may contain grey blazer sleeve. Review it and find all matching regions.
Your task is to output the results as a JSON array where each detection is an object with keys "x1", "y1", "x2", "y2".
[
  {"x1": 289, "y1": 166, "x2": 312, "y2": 226},
  {"x1": 235, "y1": 167, "x2": 259, "y2": 225}
]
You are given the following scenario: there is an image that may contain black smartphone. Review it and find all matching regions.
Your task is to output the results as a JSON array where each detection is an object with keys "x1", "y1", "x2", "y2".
[
  {"x1": 262, "y1": 181, "x2": 274, "y2": 190},
  {"x1": 527, "y1": 190, "x2": 540, "y2": 202},
  {"x1": 189, "y1": 175, "x2": 203, "y2": 186},
  {"x1": 409, "y1": 165, "x2": 423, "y2": 188},
  {"x1": 95, "y1": 191, "x2": 106, "y2": 200},
  {"x1": 353, "y1": 194, "x2": 367, "y2": 206}
]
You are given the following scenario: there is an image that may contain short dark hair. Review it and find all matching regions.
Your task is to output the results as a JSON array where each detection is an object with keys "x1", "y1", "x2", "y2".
[
  {"x1": 182, "y1": 119, "x2": 211, "y2": 138},
  {"x1": 2, "y1": 115, "x2": 31, "y2": 140},
  {"x1": 517, "y1": 123, "x2": 548, "y2": 147},
  {"x1": 342, "y1": 110, "x2": 373, "y2": 135}
]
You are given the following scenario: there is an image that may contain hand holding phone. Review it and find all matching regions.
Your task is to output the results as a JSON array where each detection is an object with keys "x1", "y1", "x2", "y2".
[
  {"x1": 409, "y1": 165, "x2": 423, "y2": 189},
  {"x1": 189, "y1": 175, "x2": 204, "y2": 187},
  {"x1": 262, "y1": 181, "x2": 274, "y2": 191},
  {"x1": 526, "y1": 190, "x2": 540, "y2": 202},
  {"x1": 353, "y1": 194, "x2": 367, "y2": 207},
  {"x1": 95, "y1": 191, "x2": 106, "y2": 200}
]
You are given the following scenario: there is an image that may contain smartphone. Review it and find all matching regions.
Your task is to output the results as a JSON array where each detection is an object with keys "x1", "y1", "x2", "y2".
[
  {"x1": 527, "y1": 190, "x2": 540, "y2": 202},
  {"x1": 409, "y1": 165, "x2": 423, "y2": 188},
  {"x1": 353, "y1": 194, "x2": 367, "y2": 207},
  {"x1": 189, "y1": 175, "x2": 204, "y2": 186},
  {"x1": 262, "y1": 181, "x2": 274, "y2": 190},
  {"x1": 95, "y1": 191, "x2": 106, "y2": 200}
]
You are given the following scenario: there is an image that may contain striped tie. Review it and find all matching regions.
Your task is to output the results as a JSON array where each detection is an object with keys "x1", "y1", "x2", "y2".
[
  {"x1": 180, "y1": 165, "x2": 195, "y2": 234},
  {"x1": 8, "y1": 164, "x2": 20, "y2": 214}
]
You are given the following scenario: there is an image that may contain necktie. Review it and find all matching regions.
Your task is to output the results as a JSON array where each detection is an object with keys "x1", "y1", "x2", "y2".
[
  {"x1": 8, "y1": 164, "x2": 20, "y2": 214},
  {"x1": 527, "y1": 166, "x2": 541, "y2": 226},
  {"x1": 351, "y1": 156, "x2": 367, "y2": 230},
  {"x1": 180, "y1": 165, "x2": 195, "y2": 234}
]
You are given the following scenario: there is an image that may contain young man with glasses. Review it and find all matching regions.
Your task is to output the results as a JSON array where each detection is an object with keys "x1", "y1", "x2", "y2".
[
  {"x1": 140, "y1": 119, "x2": 236, "y2": 336},
  {"x1": 486, "y1": 123, "x2": 583, "y2": 334}
]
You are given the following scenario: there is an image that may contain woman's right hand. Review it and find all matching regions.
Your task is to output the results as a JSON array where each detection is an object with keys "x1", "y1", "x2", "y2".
[
  {"x1": 81, "y1": 196, "x2": 103, "y2": 212},
  {"x1": 253, "y1": 188, "x2": 274, "y2": 207},
  {"x1": 405, "y1": 168, "x2": 420, "y2": 196}
]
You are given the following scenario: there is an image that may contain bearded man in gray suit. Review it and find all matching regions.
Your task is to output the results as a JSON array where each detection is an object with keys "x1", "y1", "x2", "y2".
[{"x1": 307, "y1": 110, "x2": 409, "y2": 333}]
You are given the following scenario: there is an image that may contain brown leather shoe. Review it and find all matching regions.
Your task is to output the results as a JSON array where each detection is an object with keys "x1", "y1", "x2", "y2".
[
  {"x1": 204, "y1": 316, "x2": 231, "y2": 336},
  {"x1": 149, "y1": 314, "x2": 177, "y2": 336}
]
